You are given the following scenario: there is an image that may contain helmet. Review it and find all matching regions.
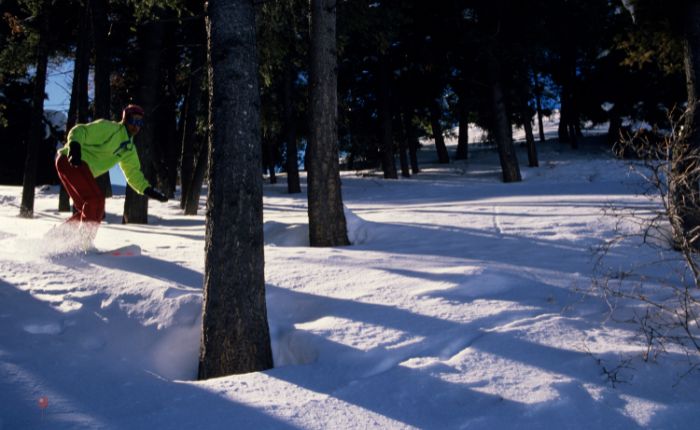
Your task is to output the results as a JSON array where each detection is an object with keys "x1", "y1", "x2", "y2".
[{"x1": 122, "y1": 104, "x2": 145, "y2": 120}]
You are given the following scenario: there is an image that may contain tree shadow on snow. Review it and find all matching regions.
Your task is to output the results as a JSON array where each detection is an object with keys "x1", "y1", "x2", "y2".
[
  {"x1": 266, "y1": 285, "x2": 653, "y2": 429},
  {"x1": 0, "y1": 279, "x2": 294, "y2": 430}
]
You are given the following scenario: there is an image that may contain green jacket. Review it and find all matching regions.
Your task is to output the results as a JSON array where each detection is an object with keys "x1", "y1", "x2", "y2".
[{"x1": 58, "y1": 119, "x2": 150, "y2": 194}]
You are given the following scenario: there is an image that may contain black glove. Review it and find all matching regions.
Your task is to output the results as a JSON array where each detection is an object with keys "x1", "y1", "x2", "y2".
[
  {"x1": 144, "y1": 187, "x2": 168, "y2": 202},
  {"x1": 68, "y1": 141, "x2": 82, "y2": 167}
]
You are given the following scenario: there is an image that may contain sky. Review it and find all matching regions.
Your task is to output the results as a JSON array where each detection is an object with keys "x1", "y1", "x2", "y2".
[{"x1": 1, "y1": 122, "x2": 699, "y2": 429}]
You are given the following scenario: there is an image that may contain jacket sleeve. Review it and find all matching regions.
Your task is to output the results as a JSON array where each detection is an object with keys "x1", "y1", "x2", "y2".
[
  {"x1": 66, "y1": 124, "x2": 89, "y2": 145},
  {"x1": 118, "y1": 147, "x2": 151, "y2": 194}
]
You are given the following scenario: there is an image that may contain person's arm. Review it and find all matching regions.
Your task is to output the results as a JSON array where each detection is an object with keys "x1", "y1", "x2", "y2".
[
  {"x1": 118, "y1": 148, "x2": 150, "y2": 194},
  {"x1": 118, "y1": 149, "x2": 168, "y2": 202}
]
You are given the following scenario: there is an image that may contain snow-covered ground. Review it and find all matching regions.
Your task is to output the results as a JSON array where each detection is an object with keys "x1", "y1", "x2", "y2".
[{"x1": 2, "y1": 128, "x2": 699, "y2": 429}]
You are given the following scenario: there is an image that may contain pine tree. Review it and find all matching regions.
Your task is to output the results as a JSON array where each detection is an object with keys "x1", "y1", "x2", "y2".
[
  {"x1": 307, "y1": 0, "x2": 350, "y2": 247},
  {"x1": 19, "y1": 3, "x2": 50, "y2": 218},
  {"x1": 198, "y1": 0, "x2": 273, "y2": 379}
]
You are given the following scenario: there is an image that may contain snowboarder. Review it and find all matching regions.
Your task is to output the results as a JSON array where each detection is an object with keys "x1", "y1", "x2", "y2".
[{"x1": 54, "y1": 104, "x2": 168, "y2": 248}]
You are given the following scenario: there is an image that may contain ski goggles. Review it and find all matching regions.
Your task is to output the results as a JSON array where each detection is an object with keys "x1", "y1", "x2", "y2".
[{"x1": 127, "y1": 117, "x2": 145, "y2": 127}]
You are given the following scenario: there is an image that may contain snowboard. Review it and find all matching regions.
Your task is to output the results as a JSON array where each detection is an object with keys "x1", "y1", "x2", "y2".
[{"x1": 95, "y1": 244, "x2": 142, "y2": 257}]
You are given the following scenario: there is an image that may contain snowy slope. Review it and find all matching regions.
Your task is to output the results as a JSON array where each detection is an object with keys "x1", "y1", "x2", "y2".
[{"x1": 1, "y1": 135, "x2": 699, "y2": 429}]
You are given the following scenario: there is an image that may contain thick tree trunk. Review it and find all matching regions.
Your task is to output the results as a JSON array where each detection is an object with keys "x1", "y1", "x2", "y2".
[
  {"x1": 123, "y1": 20, "x2": 163, "y2": 224},
  {"x1": 283, "y1": 61, "x2": 301, "y2": 193},
  {"x1": 307, "y1": 0, "x2": 350, "y2": 247},
  {"x1": 20, "y1": 9, "x2": 50, "y2": 218},
  {"x1": 198, "y1": 0, "x2": 273, "y2": 379},
  {"x1": 429, "y1": 101, "x2": 450, "y2": 164},
  {"x1": 379, "y1": 57, "x2": 397, "y2": 179}
]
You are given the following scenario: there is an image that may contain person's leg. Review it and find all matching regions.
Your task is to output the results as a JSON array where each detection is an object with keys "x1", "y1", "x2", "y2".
[
  {"x1": 55, "y1": 155, "x2": 85, "y2": 223},
  {"x1": 56, "y1": 155, "x2": 105, "y2": 223}
]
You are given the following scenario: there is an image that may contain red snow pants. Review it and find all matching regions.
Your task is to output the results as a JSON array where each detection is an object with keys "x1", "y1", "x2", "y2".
[{"x1": 55, "y1": 154, "x2": 105, "y2": 225}]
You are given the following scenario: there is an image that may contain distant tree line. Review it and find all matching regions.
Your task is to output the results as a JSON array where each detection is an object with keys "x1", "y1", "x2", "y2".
[{"x1": 1, "y1": 0, "x2": 693, "y2": 201}]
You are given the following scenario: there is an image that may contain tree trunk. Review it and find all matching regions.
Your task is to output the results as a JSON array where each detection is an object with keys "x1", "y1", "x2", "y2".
[
  {"x1": 488, "y1": 52, "x2": 521, "y2": 183},
  {"x1": 161, "y1": 22, "x2": 180, "y2": 196},
  {"x1": 607, "y1": 105, "x2": 623, "y2": 146},
  {"x1": 283, "y1": 60, "x2": 301, "y2": 193},
  {"x1": 379, "y1": 56, "x2": 397, "y2": 179},
  {"x1": 683, "y1": 1, "x2": 700, "y2": 150},
  {"x1": 672, "y1": 0, "x2": 700, "y2": 245},
  {"x1": 558, "y1": 49, "x2": 578, "y2": 148},
  {"x1": 180, "y1": 20, "x2": 207, "y2": 209},
  {"x1": 397, "y1": 111, "x2": 410, "y2": 178},
  {"x1": 20, "y1": 8, "x2": 50, "y2": 218},
  {"x1": 523, "y1": 106, "x2": 538, "y2": 167},
  {"x1": 429, "y1": 101, "x2": 450, "y2": 164},
  {"x1": 198, "y1": 0, "x2": 273, "y2": 379},
  {"x1": 533, "y1": 72, "x2": 546, "y2": 142},
  {"x1": 91, "y1": 0, "x2": 110, "y2": 119},
  {"x1": 403, "y1": 108, "x2": 420, "y2": 174},
  {"x1": 59, "y1": 4, "x2": 91, "y2": 212},
  {"x1": 87, "y1": 0, "x2": 114, "y2": 200},
  {"x1": 123, "y1": 20, "x2": 163, "y2": 224},
  {"x1": 262, "y1": 133, "x2": 277, "y2": 184},
  {"x1": 307, "y1": 0, "x2": 350, "y2": 247},
  {"x1": 183, "y1": 134, "x2": 208, "y2": 215},
  {"x1": 455, "y1": 96, "x2": 469, "y2": 160}
]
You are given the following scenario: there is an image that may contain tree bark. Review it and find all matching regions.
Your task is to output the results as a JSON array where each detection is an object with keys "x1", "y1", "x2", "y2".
[
  {"x1": 307, "y1": 0, "x2": 350, "y2": 247},
  {"x1": 20, "y1": 8, "x2": 50, "y2": 218},
  {"x1": 198, "y1": 0, "x2": 273, "y2": 379}
]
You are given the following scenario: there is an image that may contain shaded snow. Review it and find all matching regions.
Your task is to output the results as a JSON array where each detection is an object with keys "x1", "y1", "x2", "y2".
[{"x1": 1, "y1": 135, "x2": 699, "y2": 429}]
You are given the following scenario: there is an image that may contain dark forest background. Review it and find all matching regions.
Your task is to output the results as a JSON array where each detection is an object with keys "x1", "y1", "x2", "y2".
[{"x1": 0, "y1": 0, "x2": 690, "y2": 192}]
